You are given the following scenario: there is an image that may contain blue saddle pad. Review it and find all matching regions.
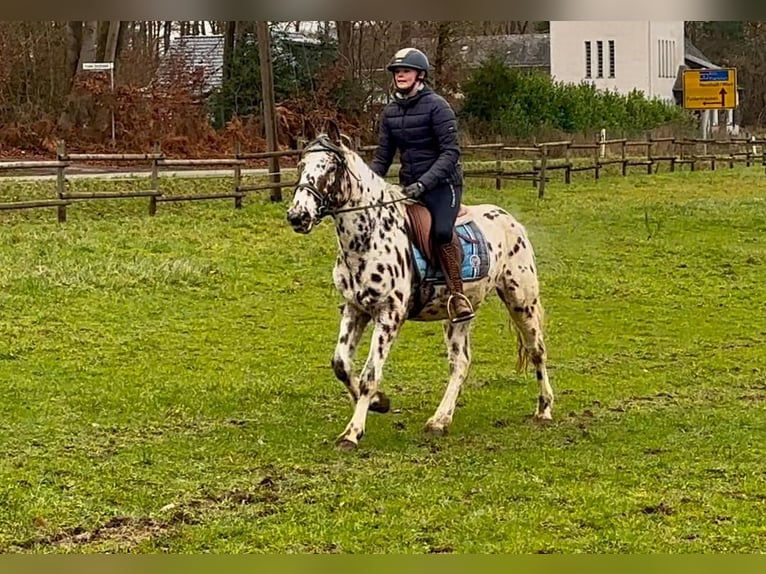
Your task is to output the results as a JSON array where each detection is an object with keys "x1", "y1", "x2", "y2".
[{"x1": 413, "y1": 219, "x2": 490, "y2": 284}]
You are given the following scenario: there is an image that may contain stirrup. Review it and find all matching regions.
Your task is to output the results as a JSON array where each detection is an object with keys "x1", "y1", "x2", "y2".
[{"x1": 446, "y1": 293, "x2": 476, "y2": 324}]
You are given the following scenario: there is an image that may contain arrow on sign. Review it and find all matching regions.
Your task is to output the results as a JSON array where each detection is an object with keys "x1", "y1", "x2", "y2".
[{"x1": 720, "y1": 88, "x2": 727, "y2": 107}]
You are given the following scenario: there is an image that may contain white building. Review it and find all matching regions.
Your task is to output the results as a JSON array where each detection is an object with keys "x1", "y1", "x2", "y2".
[{"x1": 549, "y1": 21, "x2": 685, "y2": 103}]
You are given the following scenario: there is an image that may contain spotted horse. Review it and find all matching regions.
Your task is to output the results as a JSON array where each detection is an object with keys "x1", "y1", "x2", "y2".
[{"x1": 286, "y1": 122, "x2": 553, "y2": 450}]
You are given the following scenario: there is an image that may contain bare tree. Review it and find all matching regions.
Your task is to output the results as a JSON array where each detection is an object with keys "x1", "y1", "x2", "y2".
[
  {"x1": 336, "y1": 21, "x2": 354, "y2": 79},
  {"x1": 79, "y1": 21, "x2": 98, "y2": 65},
  {"x1": 399, "y1": 21, "x2": 413, "y2": 45},
  {"x1": 104, "y1": 21, "x2": 121, "y2": 63},
  {"x1": 64, "y1": 21, "x2": 83, "y2": 83}
]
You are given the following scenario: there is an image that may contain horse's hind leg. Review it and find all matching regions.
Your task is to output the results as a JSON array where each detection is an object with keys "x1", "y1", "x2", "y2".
[
  {"x1": 425, "y1": 320, "x2": 472, "y2": 435},
  {"x1": 496, "y1": 279, "x2": 554, "y2": 421}
]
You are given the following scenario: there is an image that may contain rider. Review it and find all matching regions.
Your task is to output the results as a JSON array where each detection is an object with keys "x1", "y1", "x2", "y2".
[{"x1": 370, "y1": 47, "x2": 475, "y2": 323}]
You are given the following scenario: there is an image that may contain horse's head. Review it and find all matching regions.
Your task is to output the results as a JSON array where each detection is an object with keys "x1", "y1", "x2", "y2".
[{"x1": 287, "y1": 120, "x2": 354, "y2": 234}]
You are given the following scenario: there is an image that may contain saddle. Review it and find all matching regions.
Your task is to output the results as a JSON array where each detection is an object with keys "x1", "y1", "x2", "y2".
[{"x1": 405, "y1": 203, "x2": 466, "y2": 270}]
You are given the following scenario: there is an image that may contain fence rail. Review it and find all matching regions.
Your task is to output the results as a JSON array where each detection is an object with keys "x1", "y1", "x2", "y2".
[{"x1": 0, "y1": 136, "x2": 764, "y2": 219}]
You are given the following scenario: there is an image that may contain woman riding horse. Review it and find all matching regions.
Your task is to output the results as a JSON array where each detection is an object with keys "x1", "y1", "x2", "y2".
[{"x1": 370, "y1": 47, "x2": 475, "y2": 324}]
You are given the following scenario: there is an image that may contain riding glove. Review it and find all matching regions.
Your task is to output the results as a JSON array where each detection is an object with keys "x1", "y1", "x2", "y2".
[{"x1": 402, "y1": 181, "x2": 425, "y2": 199}]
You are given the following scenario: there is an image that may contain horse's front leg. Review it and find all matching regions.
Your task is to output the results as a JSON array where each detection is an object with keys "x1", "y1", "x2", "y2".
[
  {"x1": 336, "y1": 304, "x2": 404, "y2": 450},
  {"x1": 331, "y1": 303, "x2": 370, "y2": 401},
  {"x1": 330, "y1": 303, "x2": 391, "y2": 414}
]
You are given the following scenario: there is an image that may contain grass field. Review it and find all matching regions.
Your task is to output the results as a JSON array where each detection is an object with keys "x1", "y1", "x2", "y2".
[{"x1": 0, "y1": 167, "x2": 764, "y2": 553}]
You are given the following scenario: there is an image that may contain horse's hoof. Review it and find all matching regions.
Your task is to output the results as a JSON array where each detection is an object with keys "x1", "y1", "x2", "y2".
[
  {"x1": 335, "y1": 438, "x2": 358, "y2": 452},
  {"x1": 424, "y1": 422, "x2": 448, "y2": 437},
  {"x1": 369, "y1": 392, "x2": 391, "y2": 414},
  {"x1": 533, "y1": 413, "x2": 553, "y2": 425}
]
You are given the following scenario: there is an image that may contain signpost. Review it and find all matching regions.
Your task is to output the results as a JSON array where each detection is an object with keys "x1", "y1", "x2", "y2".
[
  {"x1": 683, "y1": 68, "x2": 737, "y2": 147},
  {"x1": 682, "y1": 68, "x2": 737, "y2": 110},
  {"x1": 82, "y1": 61, "x2": 116, "y2": 148}
]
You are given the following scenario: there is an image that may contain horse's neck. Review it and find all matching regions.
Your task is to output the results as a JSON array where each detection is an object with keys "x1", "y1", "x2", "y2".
[{"x1": 335, "y1": 160, "x2": 408, "y2": 263}]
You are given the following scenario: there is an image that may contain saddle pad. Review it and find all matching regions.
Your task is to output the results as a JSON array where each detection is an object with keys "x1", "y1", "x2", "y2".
[{"x1": 413, "y1": 219, "x2": 490, "y2": 284}]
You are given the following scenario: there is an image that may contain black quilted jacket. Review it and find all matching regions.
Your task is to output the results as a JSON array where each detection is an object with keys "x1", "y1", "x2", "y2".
[{"x1": 370, "y1": 86, "x2": 462, "y2": 191}]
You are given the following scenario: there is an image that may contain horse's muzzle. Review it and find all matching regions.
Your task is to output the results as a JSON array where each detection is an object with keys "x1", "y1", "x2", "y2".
[{"x1": 286, "y1": 208, "x2": 314, "y2": 234}]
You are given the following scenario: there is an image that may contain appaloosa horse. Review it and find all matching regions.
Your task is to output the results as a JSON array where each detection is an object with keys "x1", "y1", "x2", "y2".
[{"x1": 286, "y1": 122, "x2": 553, "y2": 450}]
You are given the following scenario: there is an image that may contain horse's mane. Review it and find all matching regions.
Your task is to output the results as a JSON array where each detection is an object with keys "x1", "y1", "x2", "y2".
[{"x1": 335, "y1": 140, "x2": 405, "y2": 200}]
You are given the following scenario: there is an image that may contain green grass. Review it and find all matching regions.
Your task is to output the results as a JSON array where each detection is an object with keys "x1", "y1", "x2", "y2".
[{"x1": 0, "y1": 167, "x2": 765, "y2": 553}]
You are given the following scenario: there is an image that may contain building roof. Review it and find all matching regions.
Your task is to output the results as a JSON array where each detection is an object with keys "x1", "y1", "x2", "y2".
[
  {"x1": 161, "y1": 32, "x2": 322, "y2": 92},
  {"x1": 162, "y1": 35, "x2": 225, "y2": 92},
  {"x1": 457, "y1": 34, "x2": 551, "y2": 68},
  {"x1": 454, "y1": 33, "x2": 720, "y2": 71},
  {"x1": 683, "y1": 38, "x2": 719, "y2": 69}
]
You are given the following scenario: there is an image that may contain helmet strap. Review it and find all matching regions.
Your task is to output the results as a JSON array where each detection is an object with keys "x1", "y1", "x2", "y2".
[{"x1": 394, "y1": 80, "x2": 425, "y2": 98}]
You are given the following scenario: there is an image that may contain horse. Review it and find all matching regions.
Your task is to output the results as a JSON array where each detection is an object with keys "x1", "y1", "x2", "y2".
[{"x1": 286, "y1": 122, "x2": 553, "y2": 450}]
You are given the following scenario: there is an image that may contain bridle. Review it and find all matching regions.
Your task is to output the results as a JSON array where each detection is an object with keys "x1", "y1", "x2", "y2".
[{"x1": 293, "y1": 136, "x2": 408, "y2": 220}]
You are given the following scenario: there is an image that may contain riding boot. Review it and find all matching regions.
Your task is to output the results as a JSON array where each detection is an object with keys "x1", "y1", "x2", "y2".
[{"x1": 437, "y1": 237, "x2": 476, "y2": 324}]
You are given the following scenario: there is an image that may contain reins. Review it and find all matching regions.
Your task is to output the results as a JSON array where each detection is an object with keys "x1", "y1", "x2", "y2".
[{"x1": 294, "y1": 136, "x2": 410, "y2": 220}]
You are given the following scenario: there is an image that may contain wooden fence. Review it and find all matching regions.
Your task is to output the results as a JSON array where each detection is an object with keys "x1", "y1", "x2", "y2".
[{"x1": 1, "y1": 136, "x2": 765, "y2": 220}]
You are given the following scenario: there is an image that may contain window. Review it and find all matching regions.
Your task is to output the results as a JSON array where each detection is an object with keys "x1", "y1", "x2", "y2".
[
  {"x1": 596, "y1": 40, "x2": 604, "y2": 78},
  {"x1": 585, "y1": 41, "x2": 592, "y2": 78},
  {"x1": 658, "y1": 39, "x2": 676, "y2": 78},
  {"x1": 608, "y1": 40, "x2": 615, "y2": 78}
]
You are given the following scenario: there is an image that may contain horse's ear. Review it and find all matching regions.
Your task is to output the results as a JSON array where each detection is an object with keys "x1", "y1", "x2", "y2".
[
  {"x1": 340, "y1": 134, "x2": 354, "y2": 149},
  {"x1": 303, "y1": 118, "x2": 316, "y2": 142},
  {"x1": 324, "y1": 119, "x2": 342, "y2": 145}
]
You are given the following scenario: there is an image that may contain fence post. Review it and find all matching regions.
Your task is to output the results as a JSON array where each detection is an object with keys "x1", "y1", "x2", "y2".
[
  {"x1": 149, "y1": 142, "x2": 160, "y2": 216},
  {"x1": 594, "y1": 139, "x2": 600, "y2": 180},
  {"x1": 621, "y1": 140, "x2": 627, "y2": 176},
  {"x1": 599, "y1": 128, "x2": 606, "y2": 159},
  {"x1": 564, "y1": 143, "x2": 571, "y2": 184},
  {"x1": 495, "y1": 146, "x2": 502, "y2": 190},
  {"x1": 538, "y1": 145, "x2": 548, "y2": 199},
  {"x1": 56, "y1": 140, "x2": 67, "y2": 223},
  {"x1": 669, "y1": 138, "x2": 676, "y2": 172},
  {"x1": 647, "y1": 139, "x2": 653, "y2": 175},
  {"x1": 233, "y1": 140, "x2": 243, "y2": 209}
]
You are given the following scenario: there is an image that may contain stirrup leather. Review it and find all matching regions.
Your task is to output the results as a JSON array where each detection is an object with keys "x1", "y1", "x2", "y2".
[{"x1": 446, "y1": 292, "x2": 475, "y2": 324}]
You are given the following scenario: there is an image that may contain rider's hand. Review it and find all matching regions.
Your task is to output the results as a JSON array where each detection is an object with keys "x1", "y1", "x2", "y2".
[{"x1": 402, "y1": 182, "x2": 424, "y2": 199}]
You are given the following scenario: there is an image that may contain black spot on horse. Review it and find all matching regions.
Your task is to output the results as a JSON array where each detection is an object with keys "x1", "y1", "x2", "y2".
[
  {"x1": 331, "y1": 357, "x2": 350, "y2": 384},
  {"x1": 396, "y1": 249, "x2": 404, "y2": 270},
  {"x1": 365, "y1": 287, "x2": 381, "y2": 299}
]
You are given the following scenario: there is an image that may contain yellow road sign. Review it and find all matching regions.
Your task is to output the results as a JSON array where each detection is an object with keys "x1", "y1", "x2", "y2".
[{"x1": 683, "y1": 68, "x2": 737, "y2": 110}]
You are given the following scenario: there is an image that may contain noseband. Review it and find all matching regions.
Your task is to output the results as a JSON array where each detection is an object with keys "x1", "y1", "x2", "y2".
[
  {"x1": 292, "y1": 136, "x2": 351, "y2": 220},
  {"x1": 293, "y1": 136, "x2": 407, "y2": 220}
]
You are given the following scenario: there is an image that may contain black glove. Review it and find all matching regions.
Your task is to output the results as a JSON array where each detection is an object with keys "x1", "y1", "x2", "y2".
[{"x1": 402, "y1": 181, "x2": 424, "y2": 199}]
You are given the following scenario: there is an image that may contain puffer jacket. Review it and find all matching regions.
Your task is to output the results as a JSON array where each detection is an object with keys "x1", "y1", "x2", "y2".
[{"x1": 370, "y1": 86, "x2": 462, "y2": 192}]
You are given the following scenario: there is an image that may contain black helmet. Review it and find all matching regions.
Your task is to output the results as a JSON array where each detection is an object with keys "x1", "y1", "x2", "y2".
[{"x1": 386, "y1": 48, "x2": 430, "y2": 76}]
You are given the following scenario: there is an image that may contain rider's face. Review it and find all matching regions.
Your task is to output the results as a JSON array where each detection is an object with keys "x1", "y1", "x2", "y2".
[{"x1": 392, "y1": 68, "x2": 419, "y2": 92}]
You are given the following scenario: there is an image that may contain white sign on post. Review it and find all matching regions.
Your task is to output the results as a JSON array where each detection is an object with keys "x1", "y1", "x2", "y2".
[
  {"x1": 82, "y1": 62, "x2": 114, "y2": 71},
  {"x1": 81, "y1": 62, "x2": 116, "y2": 147}
]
